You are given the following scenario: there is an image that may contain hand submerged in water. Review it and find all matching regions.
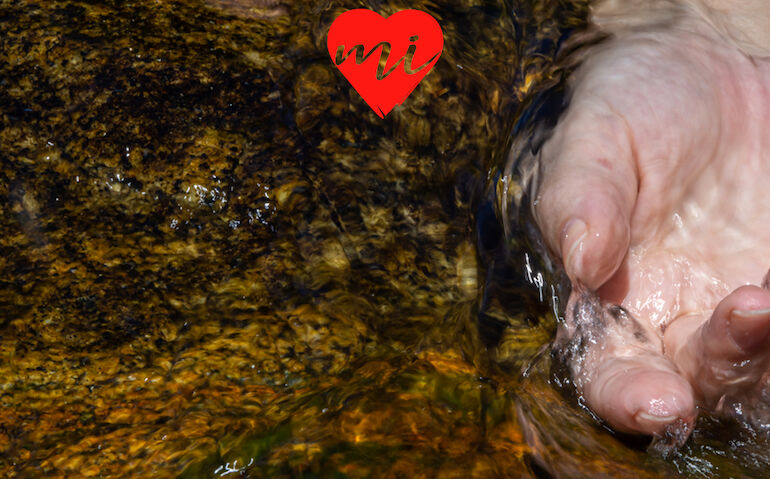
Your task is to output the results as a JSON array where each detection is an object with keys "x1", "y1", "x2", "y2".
[{"x1": 534, "y1": 0, "x2": 770, "y2": 438}]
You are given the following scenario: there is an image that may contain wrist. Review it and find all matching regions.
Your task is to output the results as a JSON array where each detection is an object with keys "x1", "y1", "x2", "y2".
[
  {"x1": 591, "y1": 0, "x2": 770, "y2": 57},
  {"x1": 693, "y1": 0, "x2": 770, "y2": 56}
]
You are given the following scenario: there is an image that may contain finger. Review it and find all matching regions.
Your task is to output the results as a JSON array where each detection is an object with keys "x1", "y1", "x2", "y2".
[
  {"x1": 533, "y1": 100, "x2": 638, "y2": 290},
  {"x1": 665, "y1": 285, "x2": 770, "y2": 407},
  {"x1": 585, "y1": 354, "x2": 696, "y2": 435},
  {"x1": 565, "y1": 290, "x2": 695, "y2": 435}
]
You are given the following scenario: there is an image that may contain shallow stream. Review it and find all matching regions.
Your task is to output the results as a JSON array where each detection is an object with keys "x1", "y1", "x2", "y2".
[{"x1": 1, "y1": 0, "x2": 769, "y2": 477}]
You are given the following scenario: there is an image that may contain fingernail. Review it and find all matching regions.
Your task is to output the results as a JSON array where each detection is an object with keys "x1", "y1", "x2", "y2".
[
  {"x1": 562, "y1": 218, "x2": 587, "y2": 279},
  {"x1": 636, "y1": 411, "x2": 678, "y2": 424},
  {"x1": 634, "y1": 398, "x2": 685, "y2": 432},
  {"x1": 729, "y1": 308, "x2": 770, "y2": 352}
]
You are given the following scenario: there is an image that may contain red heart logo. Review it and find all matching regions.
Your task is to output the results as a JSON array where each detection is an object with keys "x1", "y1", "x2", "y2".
[{"x1": 327, "y1": 9, "x2": 443, "y2": 119}]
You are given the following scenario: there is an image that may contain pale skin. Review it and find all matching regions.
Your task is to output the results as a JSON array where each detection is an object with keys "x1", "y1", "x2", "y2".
[{"x1": 535, "y1": 0, "x2": 770, "y2": 435}]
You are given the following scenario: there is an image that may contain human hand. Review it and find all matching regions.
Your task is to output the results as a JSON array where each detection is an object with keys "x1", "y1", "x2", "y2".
[{"x1": 534, "y1": 1, "x2": 770, "y2": 437}]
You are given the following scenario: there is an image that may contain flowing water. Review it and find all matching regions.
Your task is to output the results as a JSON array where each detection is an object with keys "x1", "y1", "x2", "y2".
[{"x1": 1, "y1": 0, "x2": 769, "y2": 477}]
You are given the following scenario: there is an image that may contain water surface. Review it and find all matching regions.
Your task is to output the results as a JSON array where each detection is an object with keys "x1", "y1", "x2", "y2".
[{"x1": 1, "y1": 0, "x2": 766, "y2": 477}]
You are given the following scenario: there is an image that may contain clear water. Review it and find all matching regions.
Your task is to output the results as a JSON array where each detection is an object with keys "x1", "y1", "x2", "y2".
[{"x1": 1, "y1": 0, "x2": 769, "y2": 477}]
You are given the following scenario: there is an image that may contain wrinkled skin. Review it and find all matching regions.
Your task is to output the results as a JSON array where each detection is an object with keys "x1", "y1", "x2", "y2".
[{"x1": 535, "y1": 1, "x2": 770, "y2": 438}]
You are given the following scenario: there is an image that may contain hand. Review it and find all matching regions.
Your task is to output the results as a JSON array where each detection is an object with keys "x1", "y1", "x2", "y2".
[{"x1": 534, "y1": 4, "x2": 770, "y2": 437}]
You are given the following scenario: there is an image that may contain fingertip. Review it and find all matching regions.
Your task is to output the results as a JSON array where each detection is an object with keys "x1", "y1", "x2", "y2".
[
  {"x1": 729, "y1": 308, "x2": 770, "y2": 352},
  {"x1": 630, "y1": 385, "x2": 696, "y2": 436},
  {"x1": 561, "y1": 218, "x2": 587, "y2": 281},
  {"x1": 558, "y1": 197, "x2": 630, "y2": 290},
  {"x1": 707, "y1": 285, "x2": 770, "y2": 355},
  {"x1": 674, "y1": 285, "x2": 770, "y2": 406},
  {"x1": 588, "y1": 359, "x2": 695, "y2": 435}
]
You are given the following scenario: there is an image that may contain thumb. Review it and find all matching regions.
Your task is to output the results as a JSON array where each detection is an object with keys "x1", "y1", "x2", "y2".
[{"x1": 533, "y1": 104, "x2": 637, "y2": 289}]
